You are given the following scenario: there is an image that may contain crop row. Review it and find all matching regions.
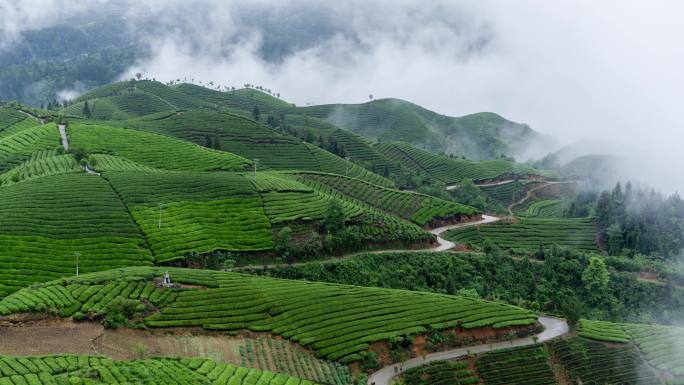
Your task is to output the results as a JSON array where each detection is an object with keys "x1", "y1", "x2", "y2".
[
  {"x1": 294, "y1": 172, "x2": 478, "y2": 226},
  {"x1": 123, "y1": 110, "x2": 392, "y2": 186},
  {"x1": 241, "y1": 337, "x2": 352, "y2": 385},
  {"x1": 479, "y1": 181, "x2": 528, "y2": 206},
  {"x1": 403, "y1": 360, "x2": 479, "y2": 385},
  {"x1": 0, "y1": 124, "x2": 60, "y2": 173},
  {"x1": 375, "y1": 142, "x2": 547, "y2": 184},
  {"x1": 0, "y1": 154, "x2": 81, "y2": 186},
  {"x1": 0, "y1": 353, "x2": 319, "y2": 385},
  {"x1": 69, "y1": 123, "x2": 250, "y2": 172},
  {"x1": 445, "y1": 218, "x2": 598, "y2": 252},
  {"x1": 548, "y1": 337, "x2": 660, "y2": 385},
  {"x1": 0, "y1": 173, "x2": 153, "y2": 296},
  {"x1": 476, "y1": 345, "x2": 555, "y2": 385}
]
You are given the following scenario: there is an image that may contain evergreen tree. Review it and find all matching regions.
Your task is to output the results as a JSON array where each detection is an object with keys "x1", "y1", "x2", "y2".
[
  {"x1": 82, "y1": 100, "x2": 91, "y2": 118},
  {"x1": 252, "y1": 106, "x2": 260, "y2": 121}
]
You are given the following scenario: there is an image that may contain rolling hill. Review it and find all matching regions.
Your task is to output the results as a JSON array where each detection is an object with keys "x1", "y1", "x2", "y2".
[
  {"x1": 292, "y1": 99, "x2": 553, "y2": 160},
  {"x1": 0, "y1": 266, "x2": 538, "y2": 364}
]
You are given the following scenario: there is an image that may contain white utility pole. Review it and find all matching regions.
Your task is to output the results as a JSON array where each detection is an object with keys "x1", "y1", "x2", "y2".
[
  {"x1": 253, "y1": 159, "x2": 259, "y2": 182},
  {"x1": 74, "y1": 252, "x2": 80, "y2": 277},
  {"x1": 158, "y1": 203, "x2": 163, "y2": 229}
]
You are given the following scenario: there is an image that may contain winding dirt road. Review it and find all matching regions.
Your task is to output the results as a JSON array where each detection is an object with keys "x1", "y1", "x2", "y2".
[
  {"x1": 367, "y1": 316, "x2": 569, "y2": 385},
  {"x1": 429, "y1": 214, "x2": 500, "y2": 251}
]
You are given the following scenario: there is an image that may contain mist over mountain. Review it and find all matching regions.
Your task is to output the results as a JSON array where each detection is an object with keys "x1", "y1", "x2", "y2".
[{"x1": 1, "y1": 0, "x2": 683, "y2": 193}]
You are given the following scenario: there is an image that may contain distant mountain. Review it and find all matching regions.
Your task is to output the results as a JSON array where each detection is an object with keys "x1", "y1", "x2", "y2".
[{"x1": 293, "y1": 99, "x2": 553, "y2": 161}]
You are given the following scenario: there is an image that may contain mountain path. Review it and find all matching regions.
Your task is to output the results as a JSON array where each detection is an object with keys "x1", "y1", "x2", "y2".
[
  {"x1": 367, "y1": 316, "x2": 569, "y2": 385},
  {"x1": 507, "y1": 181, "x2": 574, "y2": 216},
  {"x1": 446, "y1": 179, "x2": 515, "y2": 191},
  {"x1": 234, "y1": 214, "x2": 502, "y2": 270}
]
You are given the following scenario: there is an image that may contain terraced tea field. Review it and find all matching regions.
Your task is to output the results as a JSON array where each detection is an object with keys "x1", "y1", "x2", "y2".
[
  {"x1": 548, "y1": 338, "x2": 660, "y2": 385},
  {"x1": 517, "y1": 200, "x2": 569, "y2": 218},
  {"x1": 0, "y1": 266, "x2": 538, "y2": 364},
  {"x1": 69, "y1": 123, "x2": 251, "y2": 171},
  {"x1": 0, "y1": 123, "x2": 61, "y2": 173},
  {"x1": 122, "y1": 110, "x2": 392, "y2": 187},
  {"x1": 375, "y1": 142, "x2": 549, "y2": 184},
  {"x1": 478, "y1": 181, "x2": 530, "y2": 206},
  {"x1": 444, "y1": 217, "x2": 598, "y2": 253},
  {"x1": 241, "y1": 337, "x2": 352, "y2": 385},
  {"x1": 0, "y1": 355, "x2": 319, "y2": 385},
  {"x1": 0, "y1": 173, "x2": 153, "y2": 297},
  {"x1": 579, "y1": 319, "x2": 684, "y2": 379},
  {"x1": 293, "y1": 172, "x2": 479, "y2": 226},
  {"x1": 477, "y1": 345, "x2": 556, "y2": 385},
  {"x1": 402, "y1": 360, "x2": 480, "y2": 385}
]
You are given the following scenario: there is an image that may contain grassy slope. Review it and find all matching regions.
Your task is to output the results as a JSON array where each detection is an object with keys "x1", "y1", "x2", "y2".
[
  {"x1": 293, "y1": 99, "x2": 544, "y2": 160},
  {"x1": 0, "y1": 266, "x2": 537, "y2": 363},
  {"x1": 376, "y1": 141, "x2": 552, "y2": 184}
]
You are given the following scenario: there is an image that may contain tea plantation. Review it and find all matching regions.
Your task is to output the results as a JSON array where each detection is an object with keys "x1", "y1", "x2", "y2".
[
  {"x1": 375, "y1": 142, "x2": 550, "y2": 184},
  {"x1": 444, "y1": 217, "x2": 598, "y2": 253},
  {"x1": 0, "y1": 355, "x2": 320, "y2": 385},
  {"x1": 0, "y1": 267, "x2": 538, "y2": 364}
]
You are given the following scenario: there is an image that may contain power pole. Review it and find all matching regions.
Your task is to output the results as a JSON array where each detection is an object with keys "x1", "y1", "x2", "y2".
[
  {"x1": 158, "y1": 203, "x2": 163, "y2": 229},
  {"x1": 74, "y1": 252, "x2": 80, "y2": 277},
  {"x1": 253, "y1": 159, "x2": 259, "y2": 182}
]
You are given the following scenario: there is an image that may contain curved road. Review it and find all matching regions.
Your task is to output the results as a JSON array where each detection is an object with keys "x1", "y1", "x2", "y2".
[
  {"x1": 429, "y1": 214, "x2": 500, "y2": 251},
  {"x1": 367, "y1": 316, "x2": 569, "y2": 385}
]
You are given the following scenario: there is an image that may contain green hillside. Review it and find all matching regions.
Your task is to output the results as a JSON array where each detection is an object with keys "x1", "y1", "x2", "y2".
[
  {"x1": 0, "y1": 123, "x2": 61, "y2": 173},
  {"x1": 119, "y1": 109, "x2": 392, "y2": 187},
  {"x1": 293, "y1": 172, "x2": 480, "y2": 226},
  {"x1": 69, "y1": 123, "x2": 250, "y2": 171},
  {"x1": 293, "y1": 99, "x2": 548, "y2": 160},
  {"x1": 0, "y1": 266, "x2": 538, "y2": 363},
  {"x1": 0, "y1": 173, "x2": 154, "y2": 297}
]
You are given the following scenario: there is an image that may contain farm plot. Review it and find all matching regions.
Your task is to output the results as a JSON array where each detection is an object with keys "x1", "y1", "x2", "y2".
[
  {"x1": 241, "y1": 337, "x2": 353, "y2": 385},
  {"x1": 0, "y1": 266, "x2": 538, "y2": 364},
  {"x1": 0, "y1": 109, "x2": 39, "y2": 139},
  {"x1": 0, "y1": 124, "x2": 61, "y2": 173},
  {"x1": 622, "y1": 323, "x2": 684, "y2": 377},
  {"x1": 444, "y1": 217, "x2": 598, "y2": 253},
  {"x1": 294, "y1": 172, "x2": 479, "y2": 226},
  {"x1": 104, "y1": 171, "x2": 274, "y2": 262},
  {"x1": 0, "y1": 354, "x2": 320, "y2": 385},
  {"x1": 577, "y1": 319, "x2": 631, "y2": 343},
  {"x1": 123, "y1": 109, "x2": 392, "y2": 186},
  {"x1": 0, "y1": 173, "x2": 153, "y2": 297},
  {"x1": 517, "y1": 200, "x2": 569, "y2": 218},
  {"x1": 0, "y1": 154, "x2": 80, "y2": 186},
  {"x1": 476, "y1": 345, "x2": 556, "y2": 385},
  {"x1": 375, "y1": 142, "x2": 549, "y2": 184},
  {"x1": 548, "y1": 337, "x2": 660, "y2": 385},
  {"x1": 68, "y1": 123, "x2": 250, "y2": 171},
  {"x1": 402, "y1": 360, "x2": 480, "y2": 385},
  {"x1": 479, "y1": 181, "x2": 529, "y2": 206}
]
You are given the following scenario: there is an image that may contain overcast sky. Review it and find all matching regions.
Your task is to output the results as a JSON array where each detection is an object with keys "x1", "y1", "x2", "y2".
[{"x1": 2, "y1": 0, "x2": 683, "y2": 193}]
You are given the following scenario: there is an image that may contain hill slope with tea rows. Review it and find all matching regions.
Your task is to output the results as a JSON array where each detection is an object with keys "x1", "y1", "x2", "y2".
[{"x1": 0, "y1": 266, "x2": 538, "y2": 363}]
